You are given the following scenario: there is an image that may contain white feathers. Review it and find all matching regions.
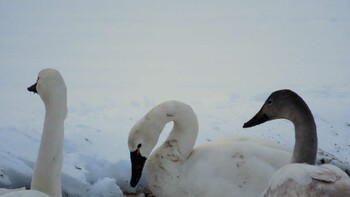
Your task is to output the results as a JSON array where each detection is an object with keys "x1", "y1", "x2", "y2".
[
  {"x1": 128, "y1": 101, "x2": 292, "y2": 197},
  {"x1": 2, "y1": 69, "x2": 67, "y2": 197}
]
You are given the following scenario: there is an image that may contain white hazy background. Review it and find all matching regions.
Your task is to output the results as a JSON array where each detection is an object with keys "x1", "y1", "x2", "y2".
[{"x1": 0, "y1": 0, "x2": 349, "y2": 195}]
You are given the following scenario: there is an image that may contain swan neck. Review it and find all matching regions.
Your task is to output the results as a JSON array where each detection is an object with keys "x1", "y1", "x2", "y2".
[
  {"x1": 167, "y1": 113, "x2": 199, "y2": 159},
  {"x1": 291, "y1": 110, "x2": 317, "y2": 165},
  {"x1": 157, "y1": 102, "x2": 199, "y2": 159},
  {"x1": 31, "y1": 97, "x2": 66, "y2": 197}
]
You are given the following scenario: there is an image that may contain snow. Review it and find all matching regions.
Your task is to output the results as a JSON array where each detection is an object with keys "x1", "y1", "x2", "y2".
[{"x1": 0, "y1": 1, "x2": 349, "y2": 196}]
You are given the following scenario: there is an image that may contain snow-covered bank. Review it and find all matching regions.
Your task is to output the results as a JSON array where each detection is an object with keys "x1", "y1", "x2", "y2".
[{"x1": 1, "y1": 88, "x2": 349, "y2": 196}]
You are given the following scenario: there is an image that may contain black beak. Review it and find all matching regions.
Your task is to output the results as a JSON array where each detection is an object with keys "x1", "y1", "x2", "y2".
[
  {"x1": 27, "y1": 83, "x2": 38, "y2": 94},
  {"x1": 130, "y1": 149, "x2": 147, "y2": 187},
  {"x1": 243, "y1": 109, "x2": 269, "y2": 128}
]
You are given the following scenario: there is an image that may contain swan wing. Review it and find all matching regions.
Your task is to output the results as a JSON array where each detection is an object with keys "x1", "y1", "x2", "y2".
[
  {"x1": 182, "y1": 137, "x2": 292, "y2": 197},
  {"x1": 263, "y1": 164, "x2": 350, "y2": 197},
  {"x1": 308, "y1": 166, "x2": 339, "y2": 183}
]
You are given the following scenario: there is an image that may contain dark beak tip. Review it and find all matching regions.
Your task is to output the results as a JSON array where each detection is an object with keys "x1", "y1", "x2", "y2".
[
  {"x1": 242, "y1": 123, "x2": 250, "y2": 128},
  {"x1": 242, "y1": 113, "x2": 269, "y2": 128},
  {"x1": 27, "y1": 83, "x2": 38, "y2": 94},
  {"x1": 130, "y1": 181, "x2": 137, "y2": 188}
]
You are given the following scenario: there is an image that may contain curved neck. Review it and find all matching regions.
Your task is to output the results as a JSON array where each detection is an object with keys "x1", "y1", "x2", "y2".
[
  {"x1": 31, "y1": 96, "x2": 66, "y2": 197},
  {"x1": 290, "y1": 104, "x2": 317, "y2": 165},
  {"x1": 154, "y1": 101, "x2": 199, "y2": 160}
]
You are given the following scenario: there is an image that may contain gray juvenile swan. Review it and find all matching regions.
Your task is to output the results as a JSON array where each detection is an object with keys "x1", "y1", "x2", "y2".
[
  {"x1": 1, "y1": 69, "x2": 67, "y2": 197},
  {"x1": 128, "y1": 100, "x2": 292, "y2": 197},
  {"x1": 243, "y1": 89, "x2": 350, "y2": 197}
]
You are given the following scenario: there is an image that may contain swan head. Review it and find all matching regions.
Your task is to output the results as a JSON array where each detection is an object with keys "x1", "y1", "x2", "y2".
[
  {"x1": 28, "y1": 69, "x2": 67, "y2": 103},
  {"x1": 128, "y1": 113, "x2": 166, "y2": 187},
  {"x1": 243, "y1": 89, "x2": 306, "y2": 128}
]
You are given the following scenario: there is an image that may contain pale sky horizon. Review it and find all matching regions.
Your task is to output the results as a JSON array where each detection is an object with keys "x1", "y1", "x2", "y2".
[{"x1": 1, "y1": 1, "x2": 349, "y2": 127}]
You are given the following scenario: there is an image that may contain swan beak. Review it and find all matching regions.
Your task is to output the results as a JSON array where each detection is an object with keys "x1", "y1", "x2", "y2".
[
  {"x1": 243, "y1": 109, "x2": 269, "y2": 128},
  {"x1": 27, "y1": 83, "x2": 38, "y2": 94},
  {"x1": 130, "y1": 149, "x2": 147, "y2": 187}
]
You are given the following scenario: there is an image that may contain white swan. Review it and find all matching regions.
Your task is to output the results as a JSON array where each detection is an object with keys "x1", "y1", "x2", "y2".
[
  {"x1": 243, "y1": 89, "x2": 350, "y2": 197},
  {"x1": 128, "y1": 101, "x2": 292, "y2": 197},
  {"x1": 1, "y1": 68, "x2": 67, "y2": 197}
]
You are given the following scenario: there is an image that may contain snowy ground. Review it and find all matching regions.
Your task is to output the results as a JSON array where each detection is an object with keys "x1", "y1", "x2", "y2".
[{"x1": 1, "y1": 1, "x2": 349, "y2": 196}]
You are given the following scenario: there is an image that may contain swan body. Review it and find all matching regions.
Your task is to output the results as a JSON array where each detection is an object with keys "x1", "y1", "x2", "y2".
[
  {"x1": 264, "y1": 164, "x2": 350, "y2": 197},
  {"x1": 243, "y1": 89, "x2": 350, "y2": 197},
  {"x1": 1, "y1": 69, "x2": 67, "y2": 197},
  {"x1": 0, "y1": 188, "x2": 25, "y2": 196},
  {"x1": 128, "y1": 101, "x2": 292, "y2": 197},
  {"x1": 1, "y1": 190, "x2": 50, "y2": 197}
]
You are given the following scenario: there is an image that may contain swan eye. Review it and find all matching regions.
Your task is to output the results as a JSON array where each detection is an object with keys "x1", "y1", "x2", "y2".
[
  {"x1": 267, "y1": 99, "x2": 273, "y2": 105},
  {"x1": 137, "y1": 144, "x2": 142, "y2": 149}
]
